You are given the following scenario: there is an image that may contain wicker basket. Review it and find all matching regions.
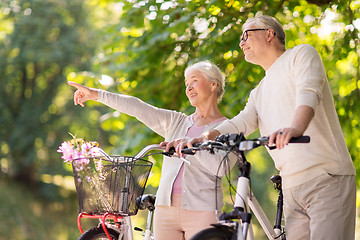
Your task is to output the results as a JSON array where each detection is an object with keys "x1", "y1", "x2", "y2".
[{"x1": 72, "y1": 156, "x2": 153, "y2": 216}]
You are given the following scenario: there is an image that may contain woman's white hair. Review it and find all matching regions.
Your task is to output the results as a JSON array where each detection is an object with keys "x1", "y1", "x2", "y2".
[{"x1": 184, "y1": 60, "x2": 225, "y2": 102}]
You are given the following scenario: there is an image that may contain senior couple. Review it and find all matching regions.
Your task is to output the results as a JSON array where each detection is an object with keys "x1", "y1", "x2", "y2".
[{"x1": 69, "y1": 15, "x2": 356, "y2": 240}]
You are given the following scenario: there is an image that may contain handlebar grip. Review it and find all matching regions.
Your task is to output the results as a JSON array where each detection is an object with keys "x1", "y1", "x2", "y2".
[
  {"x1": 289, "y1": 136, "x2": 310, "y2": 143},
  {"x1": 162, "y1": 147, "x2": 176, "y2": 157},
  {"x1": 267, "y1": 135, "x2": 310, "y2": 150},
  {"x1": 168, "y1": 147, "x2": 176, "y2": 154},
  {"x1": 181, "y1": 148, "x2": 196, "y2": 155},
  {"x1": 180, "y1": 143, "x2": 201, "y2": 155}
]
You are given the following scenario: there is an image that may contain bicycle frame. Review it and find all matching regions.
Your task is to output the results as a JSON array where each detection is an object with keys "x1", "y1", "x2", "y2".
[
  {"x1": 248, "y1": 193, "x2": 283, "y2": 239},
  {"x1": 77, "y1": 213, "x2": 131, "y2": 239},
  {"x1": 233, "y1": 175, "x2": 283, "y2": 240},
  {"x1": 218, "y1": 169, "x2": 284, "y2": 240}
]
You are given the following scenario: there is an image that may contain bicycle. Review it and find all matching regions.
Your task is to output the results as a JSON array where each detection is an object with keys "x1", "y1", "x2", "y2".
[
  {"x1": 72, "y1": 144, "x2": 175, "y2": 240},
  {"x1": 181, "y1": 133, "x2": 310, "y2": 240}
]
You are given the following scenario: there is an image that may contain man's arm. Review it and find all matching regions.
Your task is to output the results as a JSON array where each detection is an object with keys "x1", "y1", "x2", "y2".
[{"x1": 269, "y1": 105, "x2": 314, "y2": 149}]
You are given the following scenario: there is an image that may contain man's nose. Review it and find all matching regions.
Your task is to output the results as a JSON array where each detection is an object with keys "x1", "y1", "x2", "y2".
[{"x1": 239, "y1": 40, "x2": 245, "y2": 49}]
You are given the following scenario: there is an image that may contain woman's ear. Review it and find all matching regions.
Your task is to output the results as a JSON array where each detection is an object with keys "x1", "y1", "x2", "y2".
[{"x1": 211, "y1": 81, "x2": 218, "y2": 92}]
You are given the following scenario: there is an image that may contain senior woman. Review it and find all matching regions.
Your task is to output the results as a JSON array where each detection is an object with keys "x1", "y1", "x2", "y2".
[{"x1": 68, "y1": 60, "x2": 235, "y2": 240}]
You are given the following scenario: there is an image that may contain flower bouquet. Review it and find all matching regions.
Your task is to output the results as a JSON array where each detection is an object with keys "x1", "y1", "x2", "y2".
[
  {"x1": 58, "y1": 135, "x2": 114, "y2": 213},
  {"x1": 57, "y1": 136, "x2": 102, "y2": 166}
]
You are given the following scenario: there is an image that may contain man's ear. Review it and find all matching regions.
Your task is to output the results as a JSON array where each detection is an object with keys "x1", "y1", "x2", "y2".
[{"x1": 267, "y1": 29, "x2": 276, "y2": 42}]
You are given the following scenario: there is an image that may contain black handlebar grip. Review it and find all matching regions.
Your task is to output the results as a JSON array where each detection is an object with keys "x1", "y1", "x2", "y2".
[
  {"x1": 181, "y1": 148, "x2": 196, "y2": 155},
  {"x1": 289, "y1": 136, "x2": 310, "y2": 143},
  {"x1": 168, "y1": 147, "x2": 176, "y2": 154},
  {"x1": 180, "y1": 142, "x2": 201, "y2": 155},
  {"x1": 162, "y1": 147, "x2": 176, "y2": 157},
  {"x1": 268, "y1": 135, "x2": 310, "y2": 150}
]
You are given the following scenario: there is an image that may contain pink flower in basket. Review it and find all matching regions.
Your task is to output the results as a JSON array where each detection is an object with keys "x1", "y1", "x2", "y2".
[{"x1": 57, "y1": 135, "x2": 102, "y2": 164}]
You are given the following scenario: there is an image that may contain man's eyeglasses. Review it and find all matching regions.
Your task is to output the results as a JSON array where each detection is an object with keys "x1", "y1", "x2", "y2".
[{"x1": 240, "y1": 28, "x2": 275, "y2": 43}]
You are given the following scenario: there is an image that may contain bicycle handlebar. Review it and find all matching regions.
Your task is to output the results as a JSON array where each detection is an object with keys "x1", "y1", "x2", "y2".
[
  {"x1": 238, "y1": 135, "x2": 310, "y2": 151},
  {"x1": 134, "y1": 144, "x2": 178, "y2": 159},
  {"x1": 181, "y1": 133, "x2": 310, "y2": 154}
]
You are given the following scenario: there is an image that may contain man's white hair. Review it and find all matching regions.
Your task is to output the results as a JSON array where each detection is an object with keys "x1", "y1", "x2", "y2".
[{"x1": 243, "y1": 15, "x2": 286, "y2": 46}]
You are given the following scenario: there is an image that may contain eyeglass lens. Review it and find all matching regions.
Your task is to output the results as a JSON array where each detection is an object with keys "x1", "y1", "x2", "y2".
[{"x1": 240, "y1": 29, "x2": 268, "y2": 43}]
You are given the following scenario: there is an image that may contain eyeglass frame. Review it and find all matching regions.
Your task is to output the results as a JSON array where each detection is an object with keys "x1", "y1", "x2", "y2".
[{"x1": 240, "y1": 28, "x2": 276, "y2": 43}]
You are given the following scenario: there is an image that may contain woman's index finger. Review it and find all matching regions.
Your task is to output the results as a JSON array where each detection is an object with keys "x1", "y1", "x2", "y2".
[{"x1": 68, "y1": 81, "x2": 84, "y2": 89}]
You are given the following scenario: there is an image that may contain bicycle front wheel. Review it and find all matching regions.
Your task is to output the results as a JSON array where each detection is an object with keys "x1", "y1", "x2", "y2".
[
  {"x1": 78, "y1": 227, "x2": 122, "y2": 240},
  {"x1": 190, "y1": 227, "x2": 234, "y2": 240}
]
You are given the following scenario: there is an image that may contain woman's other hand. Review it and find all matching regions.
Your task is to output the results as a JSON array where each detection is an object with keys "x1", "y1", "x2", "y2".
[
  {"x1": 160, "y1": 138, "x2": 186, "y2": 152},
  {"x1": 177, "y1": 135, "x2": 208, "y2": 157}
]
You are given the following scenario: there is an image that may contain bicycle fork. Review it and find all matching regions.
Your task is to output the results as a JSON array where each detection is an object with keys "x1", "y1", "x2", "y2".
[
  {"x1": 234, "y1": 176, "x2": 253, "y2": 240},
  {"x1": 143, "y1": 209, "x2": 154, "y2": 239},
  {"x1": 134, "y1": 209, "x2": 154, "y2": 240}
]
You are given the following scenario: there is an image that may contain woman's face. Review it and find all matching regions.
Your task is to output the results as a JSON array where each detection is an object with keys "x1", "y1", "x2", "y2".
[{"x1": 185, "y1": 70, "x2": 217, "y2": 107}]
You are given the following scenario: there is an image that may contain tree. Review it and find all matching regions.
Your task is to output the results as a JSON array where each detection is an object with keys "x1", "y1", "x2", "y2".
[{"x1": 0, "y1": 0, "x2": 98, "y2": 185}]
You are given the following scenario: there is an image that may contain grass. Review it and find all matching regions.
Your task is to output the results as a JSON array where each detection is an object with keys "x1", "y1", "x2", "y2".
[{"x1": 0, "y1": 177, "x2": 81, "y2": 239}]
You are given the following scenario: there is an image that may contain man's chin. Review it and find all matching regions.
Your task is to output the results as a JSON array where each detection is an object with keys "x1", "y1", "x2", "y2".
[{"x1": 244, "y1": 56, "x2": 258, "y2": 65}]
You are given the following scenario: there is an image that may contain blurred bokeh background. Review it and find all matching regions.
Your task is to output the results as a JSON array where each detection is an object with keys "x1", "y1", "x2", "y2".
[{"x1": 0, "y1": 0, "x2": 359, "y2": 239}]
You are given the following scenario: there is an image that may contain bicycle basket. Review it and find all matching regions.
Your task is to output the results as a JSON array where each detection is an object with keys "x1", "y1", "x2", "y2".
[{"x1": 72, "y1": 156, "x2": 153, "y2": 216}]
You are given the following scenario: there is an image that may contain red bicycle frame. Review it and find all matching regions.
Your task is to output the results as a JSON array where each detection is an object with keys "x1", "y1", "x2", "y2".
[{"x1": 77, "y1": 212, "x2": 124, "y2": 240}]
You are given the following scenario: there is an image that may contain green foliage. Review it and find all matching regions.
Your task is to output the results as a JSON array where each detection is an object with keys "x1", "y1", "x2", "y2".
[{"x1": 0, "y1": 0, "x2": 98, "y2": 184}]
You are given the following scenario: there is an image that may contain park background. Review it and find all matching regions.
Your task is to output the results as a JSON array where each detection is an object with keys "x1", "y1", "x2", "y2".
[{"x1": 0, "y1": 0, "x2": 359, "y2": 239}]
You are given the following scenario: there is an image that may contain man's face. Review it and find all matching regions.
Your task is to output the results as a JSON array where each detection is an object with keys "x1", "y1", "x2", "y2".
[{"x1": 239, "y1": 24, "x2": 269, "y2": 65}]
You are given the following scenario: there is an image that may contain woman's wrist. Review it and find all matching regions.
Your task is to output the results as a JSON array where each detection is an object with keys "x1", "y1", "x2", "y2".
[{"x1": 92, "y1": 88, "x2": 100, "y2": 101}]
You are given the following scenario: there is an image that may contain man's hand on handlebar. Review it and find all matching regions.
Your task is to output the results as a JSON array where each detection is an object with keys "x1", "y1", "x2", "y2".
[
  {"x1": 269, "y1": 127, "x2": 304, "y2": 150},
  {"x1": 270, "y1": 106, "x2": 314, "y2": 149}
]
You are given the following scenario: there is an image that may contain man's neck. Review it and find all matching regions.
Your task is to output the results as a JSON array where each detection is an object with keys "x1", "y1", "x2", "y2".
[{"x1": 260, "y1": 45, "x2": 286, "y2": 71}]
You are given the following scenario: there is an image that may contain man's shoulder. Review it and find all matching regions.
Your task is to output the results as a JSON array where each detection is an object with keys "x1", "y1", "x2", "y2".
[{"x1": 291, "y1": 44, "x2": 318, "y2": 55}]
